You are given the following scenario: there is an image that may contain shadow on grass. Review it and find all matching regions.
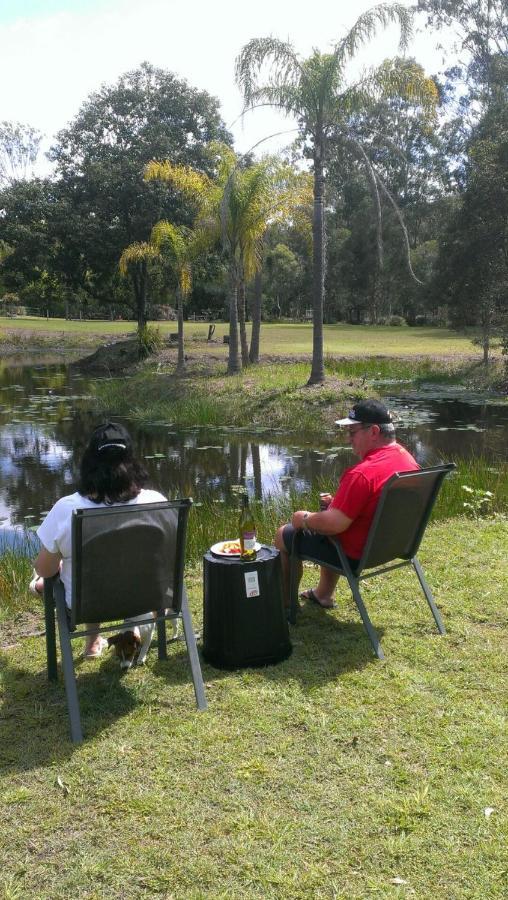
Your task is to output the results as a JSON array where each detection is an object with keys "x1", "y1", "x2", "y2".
[
  {"x1": 0, "y1": 642, "x2": 204, "y2": 772},
  {"x1": 199, "y1": 607, "x2": 383, "y2": 689}
]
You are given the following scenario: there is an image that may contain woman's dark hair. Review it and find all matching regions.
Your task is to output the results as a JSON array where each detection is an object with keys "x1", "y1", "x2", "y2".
[{"x1": 77, "y1": 422, "x2": 149, "y2": 503}]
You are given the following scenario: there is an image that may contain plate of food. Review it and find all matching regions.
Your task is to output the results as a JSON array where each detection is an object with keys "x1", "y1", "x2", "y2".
[{"x1": 210, "y1": 539, "x2": 262, "y2": 557}]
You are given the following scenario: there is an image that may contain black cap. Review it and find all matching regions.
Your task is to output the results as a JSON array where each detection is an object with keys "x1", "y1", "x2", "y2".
[
  {"x1": 90, "y1": 422, "x2": 132, "y2": 453},
  {"x1": 335, "y1": 399, "x2": 394, "y2": 426}
]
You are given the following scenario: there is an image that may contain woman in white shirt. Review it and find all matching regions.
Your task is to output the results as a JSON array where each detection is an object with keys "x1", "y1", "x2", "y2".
[{"x1": 33, "y1": 421, "x2": 166, "y2": 657}]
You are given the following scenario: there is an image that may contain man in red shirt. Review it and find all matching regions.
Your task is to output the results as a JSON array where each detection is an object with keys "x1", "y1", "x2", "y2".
[{"x1": 274, "y1": 399, "x2": 419, "y2": 609}]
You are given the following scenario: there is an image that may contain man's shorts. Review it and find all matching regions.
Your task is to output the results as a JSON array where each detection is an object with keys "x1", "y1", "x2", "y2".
[{"x1": 282, "y1": 524, "x2": 359, "y2": 572}]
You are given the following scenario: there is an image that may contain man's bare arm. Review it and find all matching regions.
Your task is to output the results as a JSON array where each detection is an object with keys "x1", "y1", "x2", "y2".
[{"x1": 291, "y1": 507, "x2": 352, "y2": 535}]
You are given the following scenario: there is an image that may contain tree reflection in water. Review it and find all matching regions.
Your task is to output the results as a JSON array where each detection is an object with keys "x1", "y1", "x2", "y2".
[{"x1": 1, "y1": 361, "x2": 507, "y2": 527}]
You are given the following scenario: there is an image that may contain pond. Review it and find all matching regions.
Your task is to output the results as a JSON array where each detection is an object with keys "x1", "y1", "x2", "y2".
[{"x1": 1, "y1": 358, "x2": 507, "y2": 529}]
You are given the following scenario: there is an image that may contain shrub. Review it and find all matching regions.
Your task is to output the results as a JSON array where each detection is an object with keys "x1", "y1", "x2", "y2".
[
  {"x1": 388, "y1": 314, "x2": 406, "y2": 326},
  {"x1": 138, "y1": 325, "x2": 163, "y2": 358}
]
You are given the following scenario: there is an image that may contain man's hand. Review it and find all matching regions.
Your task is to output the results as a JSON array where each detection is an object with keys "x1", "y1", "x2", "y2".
[{"x1": 291, "y1": 510, "x2": 310, "y2": 530}]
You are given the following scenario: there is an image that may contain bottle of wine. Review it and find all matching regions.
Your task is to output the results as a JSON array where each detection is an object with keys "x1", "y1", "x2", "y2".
[{"x1": 239, "y1": 493, "x2": 256, "y2": 561}]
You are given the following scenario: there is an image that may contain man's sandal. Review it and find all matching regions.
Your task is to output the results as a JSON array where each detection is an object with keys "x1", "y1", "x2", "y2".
[{"x1": 299, "y1": 588, "x2": 335, "y2": 609}]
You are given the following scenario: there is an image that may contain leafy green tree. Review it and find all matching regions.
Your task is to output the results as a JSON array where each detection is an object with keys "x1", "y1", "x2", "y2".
[
  {"x1": 417, "y1": 0, "x2": 507, "y2": 99},
  {"x1": 431, "y1": 99, "x2": 508, "y2": 363},
  {"x1": 48, "y1": 62, "x2": 231, "y2": 319},
  {"x1": 264, "y1": 243, "x2": 304, "y2": 317},
  {"x1": 0, "y1": 179, "x2": 56, "y2": 294},
  {"x1": 236, "y1": 4, "x2": 438, "y2": 382}
]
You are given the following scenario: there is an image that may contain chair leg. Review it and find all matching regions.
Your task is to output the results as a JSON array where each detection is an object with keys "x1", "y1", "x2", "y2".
[
  {"x1": 180, "y1": 585, "x2": 207, "y2": 711},
  {"x1": 412, "y1": 557, "x2": 446, "y2": 635},
  {"x1": 347, "y1": 575, "x2": 385, "y2": 660},
  {"x1": 44, "y1": 578, "x2": 58, "y2": 682},
  {"x1": 54, "y1": 589, "x2": 83, "y2": 745},
  {"x1": 157, "y1": 618, "x2": 168, "y2": 661}
]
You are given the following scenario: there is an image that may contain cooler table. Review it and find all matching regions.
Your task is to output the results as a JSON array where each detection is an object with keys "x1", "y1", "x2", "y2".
[{"x1": 202, "y1": 545, "x2": 292, "y2": 669}]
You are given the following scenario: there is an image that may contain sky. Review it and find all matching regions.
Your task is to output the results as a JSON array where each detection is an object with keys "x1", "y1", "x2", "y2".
[{"x1": 0, "y1": 0, "x2": 449, "y2": 175}]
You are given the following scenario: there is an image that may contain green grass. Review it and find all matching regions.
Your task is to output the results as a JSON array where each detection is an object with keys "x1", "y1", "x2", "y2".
[
  {"x1": 1, "y1": 518, "x2": 507, "y2": 898},
  {"x1": 1, "y1": 317, "x2": 484, "y2": 358}
]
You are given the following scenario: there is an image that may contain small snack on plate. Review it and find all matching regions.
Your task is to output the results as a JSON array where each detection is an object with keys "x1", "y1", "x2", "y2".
[{"x1": 221, "y1": 540, "x2": 241, "y2": 554}]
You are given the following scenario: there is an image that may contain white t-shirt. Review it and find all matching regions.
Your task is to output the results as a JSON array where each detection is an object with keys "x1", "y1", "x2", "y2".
[{"x1": 37, "y1": 489, "x2": 167, "y2": 608}]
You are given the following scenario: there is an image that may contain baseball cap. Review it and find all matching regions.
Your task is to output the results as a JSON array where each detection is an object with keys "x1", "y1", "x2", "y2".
[
  {"x1": 335, "y1": 399, "x2": 394, "y2": 426},
  {"x1": 90, "y1": 422, "x2": 132, "y2": 453}
]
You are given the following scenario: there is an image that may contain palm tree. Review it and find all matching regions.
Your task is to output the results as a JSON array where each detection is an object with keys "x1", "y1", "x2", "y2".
[
  {"x1": 150, "y1": 221, "x2": 193, "y2": 372},
  {"x1": 118, "y1": 241, "x2": 159, "y2": 333},
  {"x1": 235, "y1": 3, "x2": 437, "y2": 383},
  {"x1": 145, "y1": 145, "x2": 310, "y2": 374}
]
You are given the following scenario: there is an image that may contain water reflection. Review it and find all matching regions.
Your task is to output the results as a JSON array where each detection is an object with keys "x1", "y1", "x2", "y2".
[{"x1": 1, "y1": 360, "x2": 507, "y2": 528}]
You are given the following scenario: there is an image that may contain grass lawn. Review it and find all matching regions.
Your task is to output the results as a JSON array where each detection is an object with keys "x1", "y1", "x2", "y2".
[
  {"x1": 0, "y1": 317, "x2": 482, "y2": 358},
  {"x1": 1, "y1": 517, "x2": 507, "y2": 899}
]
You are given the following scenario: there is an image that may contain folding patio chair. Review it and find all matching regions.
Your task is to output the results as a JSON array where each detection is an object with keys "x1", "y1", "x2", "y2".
[
  {"x1": 43, "y1": 498, "x2": 207, "y2": 744},
  {"x1": 289, "y1": 463, "x2": 456, "y2": 659}
]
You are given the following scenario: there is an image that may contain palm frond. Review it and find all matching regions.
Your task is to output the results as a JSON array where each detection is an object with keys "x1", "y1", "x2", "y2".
[
  {"x1": 239, "y1": 85, "x2": 305, "y2": 119},
  {"x1": 118, "y1": 242, "x2": 159, "y2": 277},
  {"x1": 235, "y1": 37, "x2": 302, "y2": 109},
  {"x1": 333, "y1": 3, "x2": 413, "y2": 64},
  {"x1": 180, "y1": 263, "x2": 192, "y2": 298},
  {"x1": 150, "y1": 220, "x2": 188, "y2": 259},
  {"x1": 143, "y1": 160, "x2": 210, "y2": 197}
]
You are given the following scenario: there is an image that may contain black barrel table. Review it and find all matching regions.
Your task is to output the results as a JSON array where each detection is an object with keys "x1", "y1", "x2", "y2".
[{"x1": 202, "y1": 545, "x2": 292, "y2": 669}]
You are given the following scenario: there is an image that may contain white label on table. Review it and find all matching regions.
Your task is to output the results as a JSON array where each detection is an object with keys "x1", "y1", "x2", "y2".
[{"x1": 244, "y1": 570, "x2": 260, "y2": 598}]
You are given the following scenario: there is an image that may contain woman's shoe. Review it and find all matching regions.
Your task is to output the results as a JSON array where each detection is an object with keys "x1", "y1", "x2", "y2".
[{"x1": 29, "y1": 570, "x2": 43, "y2": 596}]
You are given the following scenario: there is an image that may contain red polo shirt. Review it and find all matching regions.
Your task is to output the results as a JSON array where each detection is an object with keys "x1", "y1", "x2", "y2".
[{"x1": 330, "y1": 442, "x2": 419, "y2": 559}]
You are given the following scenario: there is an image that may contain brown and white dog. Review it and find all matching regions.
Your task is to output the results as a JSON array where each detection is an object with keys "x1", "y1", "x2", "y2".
[{"x1": 107, "y1": 612, "x2": 179, "y2": 670}]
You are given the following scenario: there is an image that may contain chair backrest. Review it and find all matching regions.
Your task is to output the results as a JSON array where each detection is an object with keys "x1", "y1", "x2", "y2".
[
  {"x1": 357, "y1": 464, "x2": 455, "y2": 573},
  {"x1": 70, "y1": 499, "x2": 192, "y2": 628}
]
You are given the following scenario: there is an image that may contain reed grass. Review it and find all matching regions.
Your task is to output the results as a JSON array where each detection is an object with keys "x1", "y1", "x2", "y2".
[
  {"x1": 95, "y1": 362, "x2": 368, "y2": 435},
  {"x1": 2, "y1": 457, "x2": 505, "y2": 619},
  {"x1": 0, "y1": 551, "x2": 34, "y2": 622},
  {"x1": 184, "y1": 456, "x2": 508, "y2": 561}
]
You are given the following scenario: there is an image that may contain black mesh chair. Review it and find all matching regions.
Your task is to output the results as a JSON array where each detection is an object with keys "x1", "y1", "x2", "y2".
[
  {"x1": 289, "y1": 464, "x2": 456, "y2": 659},
  {"x1": 43, "y1": 499, "x2": 207, "y2": 743}
]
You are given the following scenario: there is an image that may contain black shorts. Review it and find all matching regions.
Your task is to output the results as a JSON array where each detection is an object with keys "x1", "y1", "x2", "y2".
[{"x1": 282, "y1": 524, "x2": 359, "y2": 572}]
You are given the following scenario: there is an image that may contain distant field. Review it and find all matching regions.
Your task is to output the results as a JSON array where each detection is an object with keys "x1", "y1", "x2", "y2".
[{"x1": 0, "y1": 317, "x2": 479, "y2": 357}]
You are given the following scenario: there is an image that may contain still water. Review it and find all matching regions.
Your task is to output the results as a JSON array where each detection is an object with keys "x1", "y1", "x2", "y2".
[{"x1": 1, "y1": 359, "x2": 507, "y2": 528}]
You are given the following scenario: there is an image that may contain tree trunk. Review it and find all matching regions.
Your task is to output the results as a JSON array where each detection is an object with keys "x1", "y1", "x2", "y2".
[
  {"x1": 308, "y1": 137, "x2": 326, "y2": 385},
  {"x1": 176, "y1": 287, "x2": 185, "y2": 372},
  {"x1": 369, "y1": 266, "x2": 382, "y2": 324},
  {"x1": 227, "y1": 276, "x2": 241, "y2": 375},
  {"x1": 481, "y1": 302, "x2": 491, "y2": 366},
  {"x1": 132, "y1": 262, "x2": 148, "y2": 334},
  {"x1": 237, "y1": 277, "x2": 249, "y2": 367},
  {"x1": 249, "y1": 269, "x2": 262, "y2": 364}
]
